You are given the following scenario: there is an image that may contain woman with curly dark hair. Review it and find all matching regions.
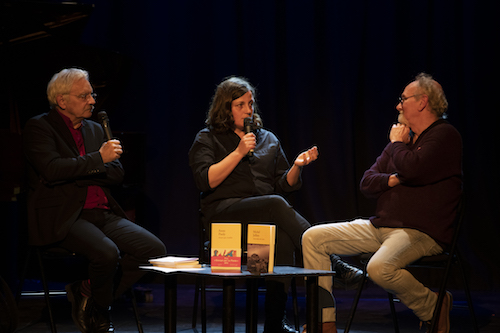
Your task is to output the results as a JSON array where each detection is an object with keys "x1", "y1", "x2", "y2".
[{"x1": 189, "y1": 76, "x2": 318, "y2": 333}]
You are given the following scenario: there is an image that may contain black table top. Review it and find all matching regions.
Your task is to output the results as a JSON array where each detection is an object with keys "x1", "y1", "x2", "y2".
[{"x1": 141, "y1": 265, "x2": 335, "y2": 278}]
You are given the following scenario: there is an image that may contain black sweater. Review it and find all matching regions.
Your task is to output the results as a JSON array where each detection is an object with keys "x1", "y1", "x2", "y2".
[
  {"x1": 188, "y1": 128, "x2": 301, "y2": 222},
  {"x1": 360, "y1": 120, "x2": 463, "y2": 248}
]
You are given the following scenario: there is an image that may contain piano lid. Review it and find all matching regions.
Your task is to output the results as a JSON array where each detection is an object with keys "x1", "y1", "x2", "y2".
[{"x1": 0, "y1": 1, "x2": 94, "y2": 46}]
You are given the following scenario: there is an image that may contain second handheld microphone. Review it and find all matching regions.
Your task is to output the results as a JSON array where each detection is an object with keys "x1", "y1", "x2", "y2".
[{"x1": 243, "y1": 117, "x2": 254, "y2": 157}]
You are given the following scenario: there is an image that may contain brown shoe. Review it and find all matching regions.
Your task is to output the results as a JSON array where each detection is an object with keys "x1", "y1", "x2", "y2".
[
  {"x1": 65, "y1": 282, "x2": 91, "y2": 333},
  {"x1": 302, "y1": 322, "x2": 337, "y2": 333},
  {"x1": 426, "y1": 291, "x2": 453, "y2": 333}
]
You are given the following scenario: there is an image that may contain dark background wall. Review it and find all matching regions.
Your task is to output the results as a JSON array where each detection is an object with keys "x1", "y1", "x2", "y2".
[{"x1": 1, "y1": 0, "x2": 498, "y2": 291}]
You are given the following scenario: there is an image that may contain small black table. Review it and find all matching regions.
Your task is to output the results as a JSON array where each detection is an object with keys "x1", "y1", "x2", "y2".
[{"x1": 141, "y1": 265, "x2": 334, "y2": 333}]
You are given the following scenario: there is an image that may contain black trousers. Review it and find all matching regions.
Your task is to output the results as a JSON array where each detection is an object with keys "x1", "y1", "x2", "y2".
[
  {"x1": 211, "y1": 194, "x2": 311, "y2": 266},
  {"x1": 211, "y1": 195, "x2": 311, "y2": 329},
  {"x1": 59, "y1": 209, "x2": 166, "y2": 308}
]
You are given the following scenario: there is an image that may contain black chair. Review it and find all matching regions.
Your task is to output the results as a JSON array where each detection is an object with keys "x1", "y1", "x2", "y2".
[
  {"x1": 192, "y1": 217, "x2": 300, "y2": 333},
  {"x1": 343, "y1": 196, "x2": 479, "y2": 333},
  {"x1": 16, "y1": 246, "x2": 144, "y2": 333}
]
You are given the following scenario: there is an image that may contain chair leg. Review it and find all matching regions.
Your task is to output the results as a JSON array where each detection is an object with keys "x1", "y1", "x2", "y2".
[
  {"x1": 16, "y1": 247, "x2": 32, "y2": 304},
  {"x1": 291, "y1": 277, "x2": 300, "y2": 331},
  {"x1": 130, "y1": 288, "x2": 144, "y2": 333},
  {"x1": 191, "y1": 276, "x2": 208, "y2": 333},
  {"x1": 428, "y1": 252, "x2": 456, "y2": 333},
  {"x1": 343, "y1": 263, "x2": 368, "y2": 333},
  {"x1": 246, "y1": 279, "x2": 259, "y2": 333},
  {"x1": 429, "y1": 288, "x2": 448, "y2": 333},
  {"x1": 457, "y1": 252, "x2": 480, "y2": 333},
  {"x1": 387, "y1": 293, "x2": 400, "y2": 333},
  {"x1": 37, "y1": 249, "x2": 57, "y2": 333}
]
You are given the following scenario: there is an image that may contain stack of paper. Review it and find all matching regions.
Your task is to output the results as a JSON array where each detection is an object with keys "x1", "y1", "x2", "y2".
[{"x1": 149, "y1": 256, "x2": 201, "y2": 268}]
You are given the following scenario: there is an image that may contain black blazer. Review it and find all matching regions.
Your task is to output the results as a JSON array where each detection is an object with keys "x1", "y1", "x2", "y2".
[{"x1": 23, "y1": 110, "x2": 127, "y2": 246}]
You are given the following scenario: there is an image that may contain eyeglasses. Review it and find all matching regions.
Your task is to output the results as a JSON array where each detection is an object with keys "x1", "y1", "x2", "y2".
[
  {"x1": 398, "y1": 94, "x2": 422, "y2": 104},
  {"x1": 66, "y1": 93, "x2": 97, "y2": 101}
]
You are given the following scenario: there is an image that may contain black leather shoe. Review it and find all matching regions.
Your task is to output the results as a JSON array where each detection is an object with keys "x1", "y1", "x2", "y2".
[
  {"x1": 330, "y1": 254, "x2": 365, "y2": 290},
  {"x1": 279, "y1": 320, "x2": 299, "y2": 333},
  {"x1": 66, "y1": 281, "x2": 91, "y2": 333},
  {"x1": 89, "y1": 302, "x2": 114, "y2": 333}
]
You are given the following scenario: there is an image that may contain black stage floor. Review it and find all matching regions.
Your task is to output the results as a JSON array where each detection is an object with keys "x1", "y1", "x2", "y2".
[{"x1": 14, "y1": 277, "x2": 499, "y2": 333}]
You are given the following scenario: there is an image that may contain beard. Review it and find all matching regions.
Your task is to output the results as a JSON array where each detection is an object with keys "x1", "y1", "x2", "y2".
[
  {"x1": 398, "y1": 112, "x2": 409, "y2": 126},
  {"x1": 397, "y1": 113, "x2": 412, "y2": 144}
]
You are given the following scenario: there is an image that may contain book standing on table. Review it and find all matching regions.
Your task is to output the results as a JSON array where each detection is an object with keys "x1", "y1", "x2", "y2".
[
  {"x1": 247, "y1": 224, "x2": 276, "y2": 273},
  {"x1": 211, "y1": 222, "x2": 242, "y2": 273}
]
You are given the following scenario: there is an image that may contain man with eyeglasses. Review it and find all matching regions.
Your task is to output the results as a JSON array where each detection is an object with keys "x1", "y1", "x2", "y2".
[
  {"x1": 302, "y1": 73, "x2": 462, "y2": 333},
  {"x1": 22, "y1": 68, "x2": 166, "y2": 333}
]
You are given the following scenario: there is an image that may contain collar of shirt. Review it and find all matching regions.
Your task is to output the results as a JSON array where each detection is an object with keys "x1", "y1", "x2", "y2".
[
  {"x1": 56, "y1": 111, "x2": 110, "y2": 210},
  {"x1": 57, "y1": 110, "x2": 85, "y2": 156}
]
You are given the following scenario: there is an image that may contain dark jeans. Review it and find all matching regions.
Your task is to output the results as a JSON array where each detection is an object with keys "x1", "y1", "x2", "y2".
[{"x1": 59, "y1": 209, "x2": 166, "y2": 308}]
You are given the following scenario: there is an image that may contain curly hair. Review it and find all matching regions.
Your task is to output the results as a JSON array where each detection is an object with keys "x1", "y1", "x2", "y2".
[
  {"x1": 47, "y1": 68, "x2": 89, "y2": 108},
  {"x1": 415, "y1": 72, "x2": 448, "y2": 118},
  {"x1": 205, "y1": 76, "x2": 263, "y2": 133}
]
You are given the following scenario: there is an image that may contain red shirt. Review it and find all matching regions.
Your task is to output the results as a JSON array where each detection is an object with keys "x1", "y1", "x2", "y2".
[{"x1": 58, "y1": 111, "x2": 110, "y2": 210}]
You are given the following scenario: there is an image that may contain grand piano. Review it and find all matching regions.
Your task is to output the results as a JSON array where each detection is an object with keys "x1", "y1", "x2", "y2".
[
  {"x1": 1, "y1": 0, "x2": 95, "y2": 198},
  {"x1": 1, "y1": 1, "x2": 142, "y2": 292}
]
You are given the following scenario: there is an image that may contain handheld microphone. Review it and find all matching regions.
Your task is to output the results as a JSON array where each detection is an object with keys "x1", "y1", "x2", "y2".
[
  {"x1": 98, "y1": 111, "x2": 113, "y2": 141},
  {"x1": 243, "y1": 117, "x2": 254, "y2": 156}
]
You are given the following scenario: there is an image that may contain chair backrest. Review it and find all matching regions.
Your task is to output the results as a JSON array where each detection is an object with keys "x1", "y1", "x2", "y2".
[
  {"x1": 446, "y1": 193, "x2": 466, "y2": 256},
  {"x1": 198, "y1": 210, "x2": 209, "y2": 264}
]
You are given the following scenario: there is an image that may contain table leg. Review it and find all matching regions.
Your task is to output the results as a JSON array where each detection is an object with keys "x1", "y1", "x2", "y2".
[
  {"x1": 201, "y1": 278, "x2": 207, "y2": 333},
  {"x1": 164, "y1": 274, "x2": 177, "y2": 333},
  {"x1": 246, "y1": 279, "x2": 258, "y2": 333},
  {"x1": 222, "y1": 279, "x2": 236, "y2": 333},
  {"x1": 306, "y1": 276, "x2": 319, "y2": 333}
]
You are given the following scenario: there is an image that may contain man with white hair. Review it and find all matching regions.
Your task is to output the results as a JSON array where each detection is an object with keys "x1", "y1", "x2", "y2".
[{"x1": 23, "y1": 68, "x2": 166, "y2": 333}]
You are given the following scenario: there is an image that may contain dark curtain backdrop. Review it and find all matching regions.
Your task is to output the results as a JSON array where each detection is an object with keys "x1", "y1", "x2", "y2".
[{"x1": 2, "y1": 0, "x2": 498, "y2": 290}]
